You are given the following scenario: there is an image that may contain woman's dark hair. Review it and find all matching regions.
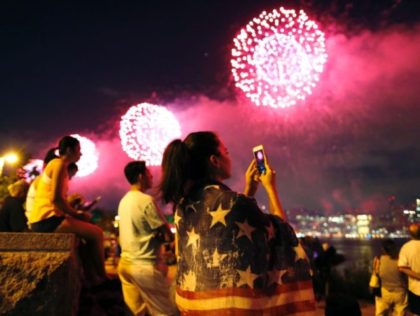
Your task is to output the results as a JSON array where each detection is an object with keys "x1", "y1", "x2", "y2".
[
  {"x1": 58, "y1": 136, "x2": 80, "y2": 156},
  {"x1": 124, "y1": 161, "x2": 146, "y2": 185},
  {"x1": 382, "y1": 239, "x2": 398, "y2": 259},
  {"x1": 160, "y1": 131, "x2": 220, "y2": 204},
  {"x1": 43, "y1": 147, "x2": 59, "y2": 166}
]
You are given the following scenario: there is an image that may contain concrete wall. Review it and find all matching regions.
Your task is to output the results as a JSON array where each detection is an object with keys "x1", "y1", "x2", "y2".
[{"x1": 0, "y1": 233, "x2": 81, "y2": 316}]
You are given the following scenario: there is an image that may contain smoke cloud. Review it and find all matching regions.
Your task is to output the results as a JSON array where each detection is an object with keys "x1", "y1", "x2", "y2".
[{"x1": 34, "y1": 24, "x2": 420, "y2": 215}]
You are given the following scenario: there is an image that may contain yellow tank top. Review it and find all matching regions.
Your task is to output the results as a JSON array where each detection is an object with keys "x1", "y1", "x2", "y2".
[{"x1": 29, "y1": 160, "x2": 67, "y2": 223}]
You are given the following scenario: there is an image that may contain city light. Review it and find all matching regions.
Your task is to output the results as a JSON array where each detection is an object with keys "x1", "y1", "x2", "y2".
[
  {"x1": 4, "y1": 152, "x2": 18, "y2": 164},
  {"x1": 0, "y1": 151, "x2": 20, "y2": 176}
]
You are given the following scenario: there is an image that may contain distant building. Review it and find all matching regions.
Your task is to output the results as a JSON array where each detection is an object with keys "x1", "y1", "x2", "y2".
[{"x1": 356, "y1": 215, "x2": 371, "y2": 238}]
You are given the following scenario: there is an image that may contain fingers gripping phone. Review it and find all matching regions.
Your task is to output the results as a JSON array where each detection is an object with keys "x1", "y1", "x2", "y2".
[{"x1": 252, "y1": 145, "x2": 267, "y2": 174}]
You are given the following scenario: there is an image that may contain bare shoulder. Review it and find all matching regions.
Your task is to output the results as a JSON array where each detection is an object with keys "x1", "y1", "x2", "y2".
[{"x1": 44, "y1": 158, "x2": 65, "y2": 175}]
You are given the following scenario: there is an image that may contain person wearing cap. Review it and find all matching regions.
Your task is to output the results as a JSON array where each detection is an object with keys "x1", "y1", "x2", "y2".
[{"x1": 0, "y1": 179, "x2": 29, "y2": 232}]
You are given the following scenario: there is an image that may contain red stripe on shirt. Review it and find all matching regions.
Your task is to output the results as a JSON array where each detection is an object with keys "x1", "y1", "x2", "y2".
[{"x1": 177, "y1": 280, "x2": 314, "y2": 299}]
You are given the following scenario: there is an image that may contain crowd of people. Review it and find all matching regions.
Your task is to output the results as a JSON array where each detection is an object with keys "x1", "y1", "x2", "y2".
[
  {"x1": 374, "y1": 224, "x2": 420, "y2": 316},
  {"x1": 1, "y1": 132, "x2": 420, "y2": 316}
]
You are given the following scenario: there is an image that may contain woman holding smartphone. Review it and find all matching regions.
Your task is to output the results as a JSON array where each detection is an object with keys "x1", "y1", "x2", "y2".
[
  {"x1": 29, "y1": 136, "x2": 107, "y2": 288},
  {"x1": 160, "y1": 131, "x2": 315, "y2": 315}
]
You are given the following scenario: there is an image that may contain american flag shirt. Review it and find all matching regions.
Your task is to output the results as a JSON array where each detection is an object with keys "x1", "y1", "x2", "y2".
[{"x1": 174, "y1": 181, "x2": 316, "y2": 315}]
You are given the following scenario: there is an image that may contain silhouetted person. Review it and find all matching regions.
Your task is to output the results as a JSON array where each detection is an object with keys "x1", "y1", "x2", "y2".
[
  {"x1": 301, "y1": 236, "x2": 325, "y2": 300},
  {"x1": 316, "y1": 242, "x2": 345, "y2": 297},
  {"x1": 0, "y1": 180, "x2": 29, "y2": 232}
]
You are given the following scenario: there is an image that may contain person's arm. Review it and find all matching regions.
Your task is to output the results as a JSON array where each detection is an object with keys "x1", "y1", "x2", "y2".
[
  {"x1": 260, "y1": 163, "x2": 287, "y2": 221},
  {"x1": 50, "y1": 160, "x2": 89, "y2": 220},
  {"x1": 399, "y1": 267, "x2": 420, "y2": 280},
  {"x1": 144, "y1": 200, "x2": 174, "y2": 242},
  {"x1": 243, "y1": 160, "x2": 259, "y2": 197}
]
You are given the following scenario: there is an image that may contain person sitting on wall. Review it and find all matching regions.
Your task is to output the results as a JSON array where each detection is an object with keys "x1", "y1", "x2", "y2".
[{"x1": 28, "y1": 136, "x2": 108, "y2": 288}]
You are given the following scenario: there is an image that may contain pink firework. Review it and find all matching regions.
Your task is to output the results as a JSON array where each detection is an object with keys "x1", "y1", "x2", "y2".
[
  {"x1": 231, "y1": 7, "x2": 327, "y2": 108},
  {"x1": 119, "y1": 103, "x2": 181, "y2": 166},
  {"x1": 71, "y1": 134, "x2": 99, "y2": 177}
]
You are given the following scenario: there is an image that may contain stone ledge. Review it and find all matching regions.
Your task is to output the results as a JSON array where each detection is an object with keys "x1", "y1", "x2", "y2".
[
  {"x1": 0, "y1": 232, "x2": 75, "y2": 251},
  {"x1": 0, "y1": 233, "x2": 81, "y2": 316}
]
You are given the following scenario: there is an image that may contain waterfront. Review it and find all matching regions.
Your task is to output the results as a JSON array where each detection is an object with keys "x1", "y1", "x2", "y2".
[{"x1": 325, "y1": 238, "x2": 408, "y2": 274}]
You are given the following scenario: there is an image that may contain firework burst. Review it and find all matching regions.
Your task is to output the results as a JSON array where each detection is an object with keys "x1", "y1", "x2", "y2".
[
  {"x1": 71, "y1": 134, "x2": 99, "y2": 177},
  {"x1": 119, "y1": 103, "x2": 181, "y2": 166},
  {"x1": 231, "y1": 7, "x2": 327, "y2": 108}
]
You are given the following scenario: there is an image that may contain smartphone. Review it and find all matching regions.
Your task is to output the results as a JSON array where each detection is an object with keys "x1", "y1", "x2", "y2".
[
  {"x1": 81, "y1": 196, "x2": 101, "y2": 211},
  {"x1": 252, "y1": 145, "x2": 267, "y2": 174}
]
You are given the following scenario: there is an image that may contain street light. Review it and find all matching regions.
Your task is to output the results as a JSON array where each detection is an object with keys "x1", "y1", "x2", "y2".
[{"x1": 0, "y1": 152, "x2": 19, "y2": 177}]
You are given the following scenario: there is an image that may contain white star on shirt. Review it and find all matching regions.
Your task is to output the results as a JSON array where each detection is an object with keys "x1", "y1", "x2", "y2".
[
  {"x1": 182, "y1": 270, "x2": 197, "y2": 291},
  {"x1": 235, "y1": 219, "x2": 256, "y2": 241},
  {"x1": 186, "y1": 228, "x2": 200, "y2": 250},
  {"x1": 209, "y1": 203, "x2": 231, "y2": 228},
  {"x1": 211, "y1": 248, "x2": 227, "y2": 267},
  {"x1": 236, "y1": 265, "x2": 259, "y2": 289}
]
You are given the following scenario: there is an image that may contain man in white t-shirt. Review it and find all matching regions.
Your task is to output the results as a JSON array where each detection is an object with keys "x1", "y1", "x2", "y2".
[
  {"x1": 399, "y1": 223, "x2": 420, "y2": 315},
  {"x1": 117, "y1": 161, "x2": 177, "y2": 316}
]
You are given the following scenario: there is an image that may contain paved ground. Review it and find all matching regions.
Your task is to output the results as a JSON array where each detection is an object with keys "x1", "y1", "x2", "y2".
[
  {"x1": 91, "y1": 262, "x2": 376, "y2": 316},
  {"x1": 315, "y1": 300, "x2": 375, "y2": 316}
]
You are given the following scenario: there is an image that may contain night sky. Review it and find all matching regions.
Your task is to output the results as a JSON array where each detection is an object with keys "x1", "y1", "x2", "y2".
[{"x1": 1, "y1": 0, "x2": 420, "y2": 214}]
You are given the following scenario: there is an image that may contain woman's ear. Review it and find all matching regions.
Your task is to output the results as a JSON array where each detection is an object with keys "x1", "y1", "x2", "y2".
[
  {"x1": 137, "y1": 173, "x2": 144, "y2": 185},
  {"x1": 209, "y1": 154, "x2": 219, "y2": 168}
]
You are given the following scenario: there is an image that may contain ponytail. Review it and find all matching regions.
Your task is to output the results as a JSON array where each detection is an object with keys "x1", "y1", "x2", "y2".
[
  {"x1": 43, "y1": 147, "x2": 59, "y2": 167},
  {"x1": 160, "y1": 139, "x2": 190, "y2": 204},
  {"x1": 159, "y1": 131, "x2": 221, "y2": 205}
]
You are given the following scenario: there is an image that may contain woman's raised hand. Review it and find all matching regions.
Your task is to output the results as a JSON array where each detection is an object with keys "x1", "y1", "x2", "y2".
[
  {"x1": 260, "y1": 163, "x2": 277, "y2": 190},
  {"x1": 244, "y1": 160, "x2": 260, "y2": 197},
  {"x1": 260, "y1": 163, "x2": 286, "y2": 220}
]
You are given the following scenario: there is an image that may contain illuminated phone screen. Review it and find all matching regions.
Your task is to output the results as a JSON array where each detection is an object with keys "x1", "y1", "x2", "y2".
[{"x1": 254, "y1": 149, "x2": 266, "y2": 174}]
